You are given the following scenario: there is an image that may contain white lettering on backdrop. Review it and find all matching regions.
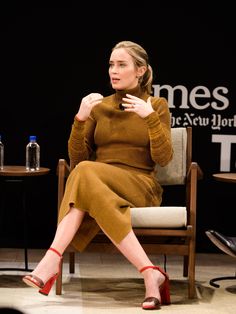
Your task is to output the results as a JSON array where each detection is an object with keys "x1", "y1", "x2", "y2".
[
  {"x1": 152, "y1": 84, "x2": 229, "y2": 110},
  {"x1": 212, "y1": 135, "x2": 236, "y2": 171},
  {"x1": 152, "y1": 84, "x2": 235, "y2": 171}
]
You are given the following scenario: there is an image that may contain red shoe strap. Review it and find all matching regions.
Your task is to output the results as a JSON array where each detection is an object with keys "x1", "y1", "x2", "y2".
[
  {"x1": 48, "y1": 247, "x2": 62, "y2": 258},
  {"x1": 139, "y1": 266, "x2": 168, "y2": 280},
  {"x1": 139, "y1": 266, "x2": 159, "y2": 273}
]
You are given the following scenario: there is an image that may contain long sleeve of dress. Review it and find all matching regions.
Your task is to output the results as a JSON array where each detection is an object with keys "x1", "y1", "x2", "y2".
[
  {"x1": 144, "y1": 97, "x2": 173, "y2": 167},
  {"x1": 68, "y1": 116, "x2": 96, "y2": 170}
]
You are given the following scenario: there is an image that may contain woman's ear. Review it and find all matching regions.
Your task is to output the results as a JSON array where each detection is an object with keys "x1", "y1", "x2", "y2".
[{"x1": 137, "y1": 65, "x2": 147, "y2": 78}]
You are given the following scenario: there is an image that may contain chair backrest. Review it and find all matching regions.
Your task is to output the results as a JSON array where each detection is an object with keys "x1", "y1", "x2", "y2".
[{"x1": 155, "y1": 127, "x2": 190, "y2": 185}]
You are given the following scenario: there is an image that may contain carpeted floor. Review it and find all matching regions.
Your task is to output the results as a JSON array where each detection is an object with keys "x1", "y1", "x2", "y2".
[{"x1": 0, "y1": 249, "x2": 236, "y2": 313}]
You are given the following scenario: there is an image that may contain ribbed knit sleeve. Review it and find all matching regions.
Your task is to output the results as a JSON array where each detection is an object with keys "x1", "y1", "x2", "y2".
[
  {"x1": 144, "y1": 97, "x2": 173, "y2": 167},
  {"x1": 68, "y1": 116, "x2": 96, "y2": 169}
]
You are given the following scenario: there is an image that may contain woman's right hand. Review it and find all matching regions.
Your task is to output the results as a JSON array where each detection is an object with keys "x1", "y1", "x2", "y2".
[{"x1": 76, "y1": 93, "x2": 103, "y2": 121}]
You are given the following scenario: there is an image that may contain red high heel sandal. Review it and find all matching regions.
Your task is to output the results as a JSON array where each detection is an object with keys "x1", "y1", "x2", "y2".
[
  {"x1": 139, "y1": 265, "x2": 171, "y2": 310},
  {"x1": 22, "y1": 247, "x2": 62, "y2": 296}
]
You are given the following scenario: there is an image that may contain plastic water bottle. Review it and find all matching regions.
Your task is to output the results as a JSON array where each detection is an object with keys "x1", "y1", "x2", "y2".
[
  {"x1": 0, "y1": 135, "x2": 4, "y2": 170},
  {"x1": 26, "y1": 135, "x2": 40, "y2": 171}
]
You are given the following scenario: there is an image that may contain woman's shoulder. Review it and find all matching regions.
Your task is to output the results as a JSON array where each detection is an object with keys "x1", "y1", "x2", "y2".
[
  {"x1": 151, "y1": 96, "x2": 169, "y2": 111},
  {"x1": 151, "y1": 95, "x2": 168, "y2": 104},
  {"x1": 102, "y1": 93, "x2": 115, "y2": 102}
]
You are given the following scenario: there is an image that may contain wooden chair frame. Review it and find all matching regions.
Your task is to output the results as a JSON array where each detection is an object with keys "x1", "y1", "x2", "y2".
[{"x1": 55, "y1": 126, "x2": 202, "y2": 299}]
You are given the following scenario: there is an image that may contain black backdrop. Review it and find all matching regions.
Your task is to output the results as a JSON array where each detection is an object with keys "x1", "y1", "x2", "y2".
[{"x1": 0, "y1": 3, "x2": 235, "y2": 252}]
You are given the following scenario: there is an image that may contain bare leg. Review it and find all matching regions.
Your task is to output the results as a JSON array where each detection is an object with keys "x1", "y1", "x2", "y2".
[
  {"x1": 102, "y1": 228, "x2": 165, "y2": 304},
  {"x1": 27, "y1": 207, "x2": 85, "y2": 284},
  {"x1": 50, "y1": 207, "x2": 85, "y2": 253}
]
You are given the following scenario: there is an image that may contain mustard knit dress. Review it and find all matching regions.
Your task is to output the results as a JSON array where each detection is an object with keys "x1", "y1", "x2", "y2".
[{"x1": 58, "y1": 86, "x2": 173, "y2": 252}]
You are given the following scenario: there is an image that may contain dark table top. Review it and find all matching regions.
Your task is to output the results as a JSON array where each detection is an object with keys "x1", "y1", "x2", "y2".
[
  {"x1": 0, "y1": 165, "x2": 50, "y2": 177},
  {"x1": 213, "y1": 173, "x2": 236, "y2": 184}
]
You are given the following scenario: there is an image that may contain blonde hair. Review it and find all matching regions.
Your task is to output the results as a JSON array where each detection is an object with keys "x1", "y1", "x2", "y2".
[{"x1": 112, "y1": 41, "x2": 153, "y2": 94}]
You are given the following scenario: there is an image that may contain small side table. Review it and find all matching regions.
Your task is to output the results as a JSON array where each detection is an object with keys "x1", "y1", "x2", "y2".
[
  {"x1": 0, "y1": 165, "x2": 50, "y2": 272},
  {"x1": 213, "y1": 172, "x2": 236, "y2": 184},
  {"x1": 209, "y1": 172, "x2": 236, "y2": 288}
]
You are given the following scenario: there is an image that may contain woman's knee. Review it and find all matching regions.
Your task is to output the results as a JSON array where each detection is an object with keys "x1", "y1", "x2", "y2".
[
  {"x1": 69, "y1": 205, "x2": 85, "y2": 217},
  {"x1": 73, "y1": 160, "x2": 95, "y2": 175}
]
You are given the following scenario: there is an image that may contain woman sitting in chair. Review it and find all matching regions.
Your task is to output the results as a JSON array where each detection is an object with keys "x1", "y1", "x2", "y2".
[{"x1": 23, "y1": 40, "x2": 173, "y2": 310}]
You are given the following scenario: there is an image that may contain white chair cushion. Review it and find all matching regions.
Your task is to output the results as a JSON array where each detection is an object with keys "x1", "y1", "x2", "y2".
[{"x1": 131, "y1": 206, "x2": 187, "y2": 228}]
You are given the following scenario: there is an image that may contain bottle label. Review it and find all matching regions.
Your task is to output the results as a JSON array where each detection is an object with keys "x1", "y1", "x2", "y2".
[{"x1": 26, "y1": 144, "x2": 40, "y2": 171}]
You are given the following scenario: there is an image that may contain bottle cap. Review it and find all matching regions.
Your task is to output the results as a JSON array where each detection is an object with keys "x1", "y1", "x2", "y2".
[{"x1": 29, "y1": 135, "x2": 37, "y2": 141}]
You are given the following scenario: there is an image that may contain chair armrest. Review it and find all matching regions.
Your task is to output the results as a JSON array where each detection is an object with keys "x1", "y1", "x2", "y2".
[
  {"x1": 197, "y1": 164, "x2": 203, "y2": 180},
  {"x1": 187, "y1": 162, "x2": 203, "y2": 180},
  {"x1": 57, "y1": 159, "x2": 70, "y2": 177},
  {"x1": 186, "y1": 162, "x2": 202, "y2": 227},
  {"x1": 57, "y1": 159, "x2": 70, "y2": 212},
  {"x1": 192, "y1": 162, "x2": 203, "y2": 180}
]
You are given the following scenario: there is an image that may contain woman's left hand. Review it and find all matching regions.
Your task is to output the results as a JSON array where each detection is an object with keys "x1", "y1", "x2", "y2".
[{"x1": 121, "y1": 94, "x2": 154, "y2": 118}]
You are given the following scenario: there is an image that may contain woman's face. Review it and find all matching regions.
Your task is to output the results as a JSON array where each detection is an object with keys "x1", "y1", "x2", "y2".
[{"x1": 109, "y1": 48, "x2": 144, "y2": 90}]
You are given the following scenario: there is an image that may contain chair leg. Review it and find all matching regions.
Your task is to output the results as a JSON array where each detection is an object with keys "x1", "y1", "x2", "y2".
[
  {"x1": 183, "y1": 255, "x2": 188, "y2": 277},
  {"x1": 56, "y1": 257, "x2": 63, "y2": 295},
  {"x1": 188, "y1": 240, "x2": 196, "y2": 299},
  {"x1": 69, "y1": 252, "x2": 75, "y2": 273},
  {"x1": 55, "y1": 251, "x2": 75, "y2": 295}
]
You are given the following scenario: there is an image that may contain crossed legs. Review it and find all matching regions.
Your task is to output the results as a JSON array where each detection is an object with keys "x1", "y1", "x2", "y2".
[{"x1": 23, "y1": 206, "x2": 166, "y2": 306}]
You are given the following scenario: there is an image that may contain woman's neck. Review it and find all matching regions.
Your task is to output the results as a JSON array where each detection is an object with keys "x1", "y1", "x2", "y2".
[{"x1": 115, "y1": 85, "x2": 145, "y2": 103}]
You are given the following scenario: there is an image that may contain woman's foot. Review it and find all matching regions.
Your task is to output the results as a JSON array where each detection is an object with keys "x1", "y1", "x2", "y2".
[
  {"x1": 22, "y1": 248, "x2": 62, "y2": 294},
  {"x1": 140, "y1": 266, "x2": 170, "y2": 310}
]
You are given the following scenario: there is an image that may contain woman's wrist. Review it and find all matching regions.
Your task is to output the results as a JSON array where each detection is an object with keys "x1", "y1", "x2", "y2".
[{"x1": 75, "y1": 113, "x2": 86, "y2": 122}]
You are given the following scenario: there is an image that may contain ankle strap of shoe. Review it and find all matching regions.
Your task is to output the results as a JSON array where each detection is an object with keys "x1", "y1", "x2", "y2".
[
  {"x1": 49, "y1": 247, "x2": 62, "y2": 258},
  {"x1": 139, "y1": 266, "x2": 159, "y2": 273}
]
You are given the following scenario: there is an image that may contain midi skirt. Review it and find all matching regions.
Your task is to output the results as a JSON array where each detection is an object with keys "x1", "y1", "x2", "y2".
[{"x1": 58, "y1": 160, "x2": 163, "y2": 252}]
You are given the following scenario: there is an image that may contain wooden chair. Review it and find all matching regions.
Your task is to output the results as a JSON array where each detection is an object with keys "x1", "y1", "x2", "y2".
[{"x1": 55, "y1": 126, "x2": 202, "y2": 299}]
